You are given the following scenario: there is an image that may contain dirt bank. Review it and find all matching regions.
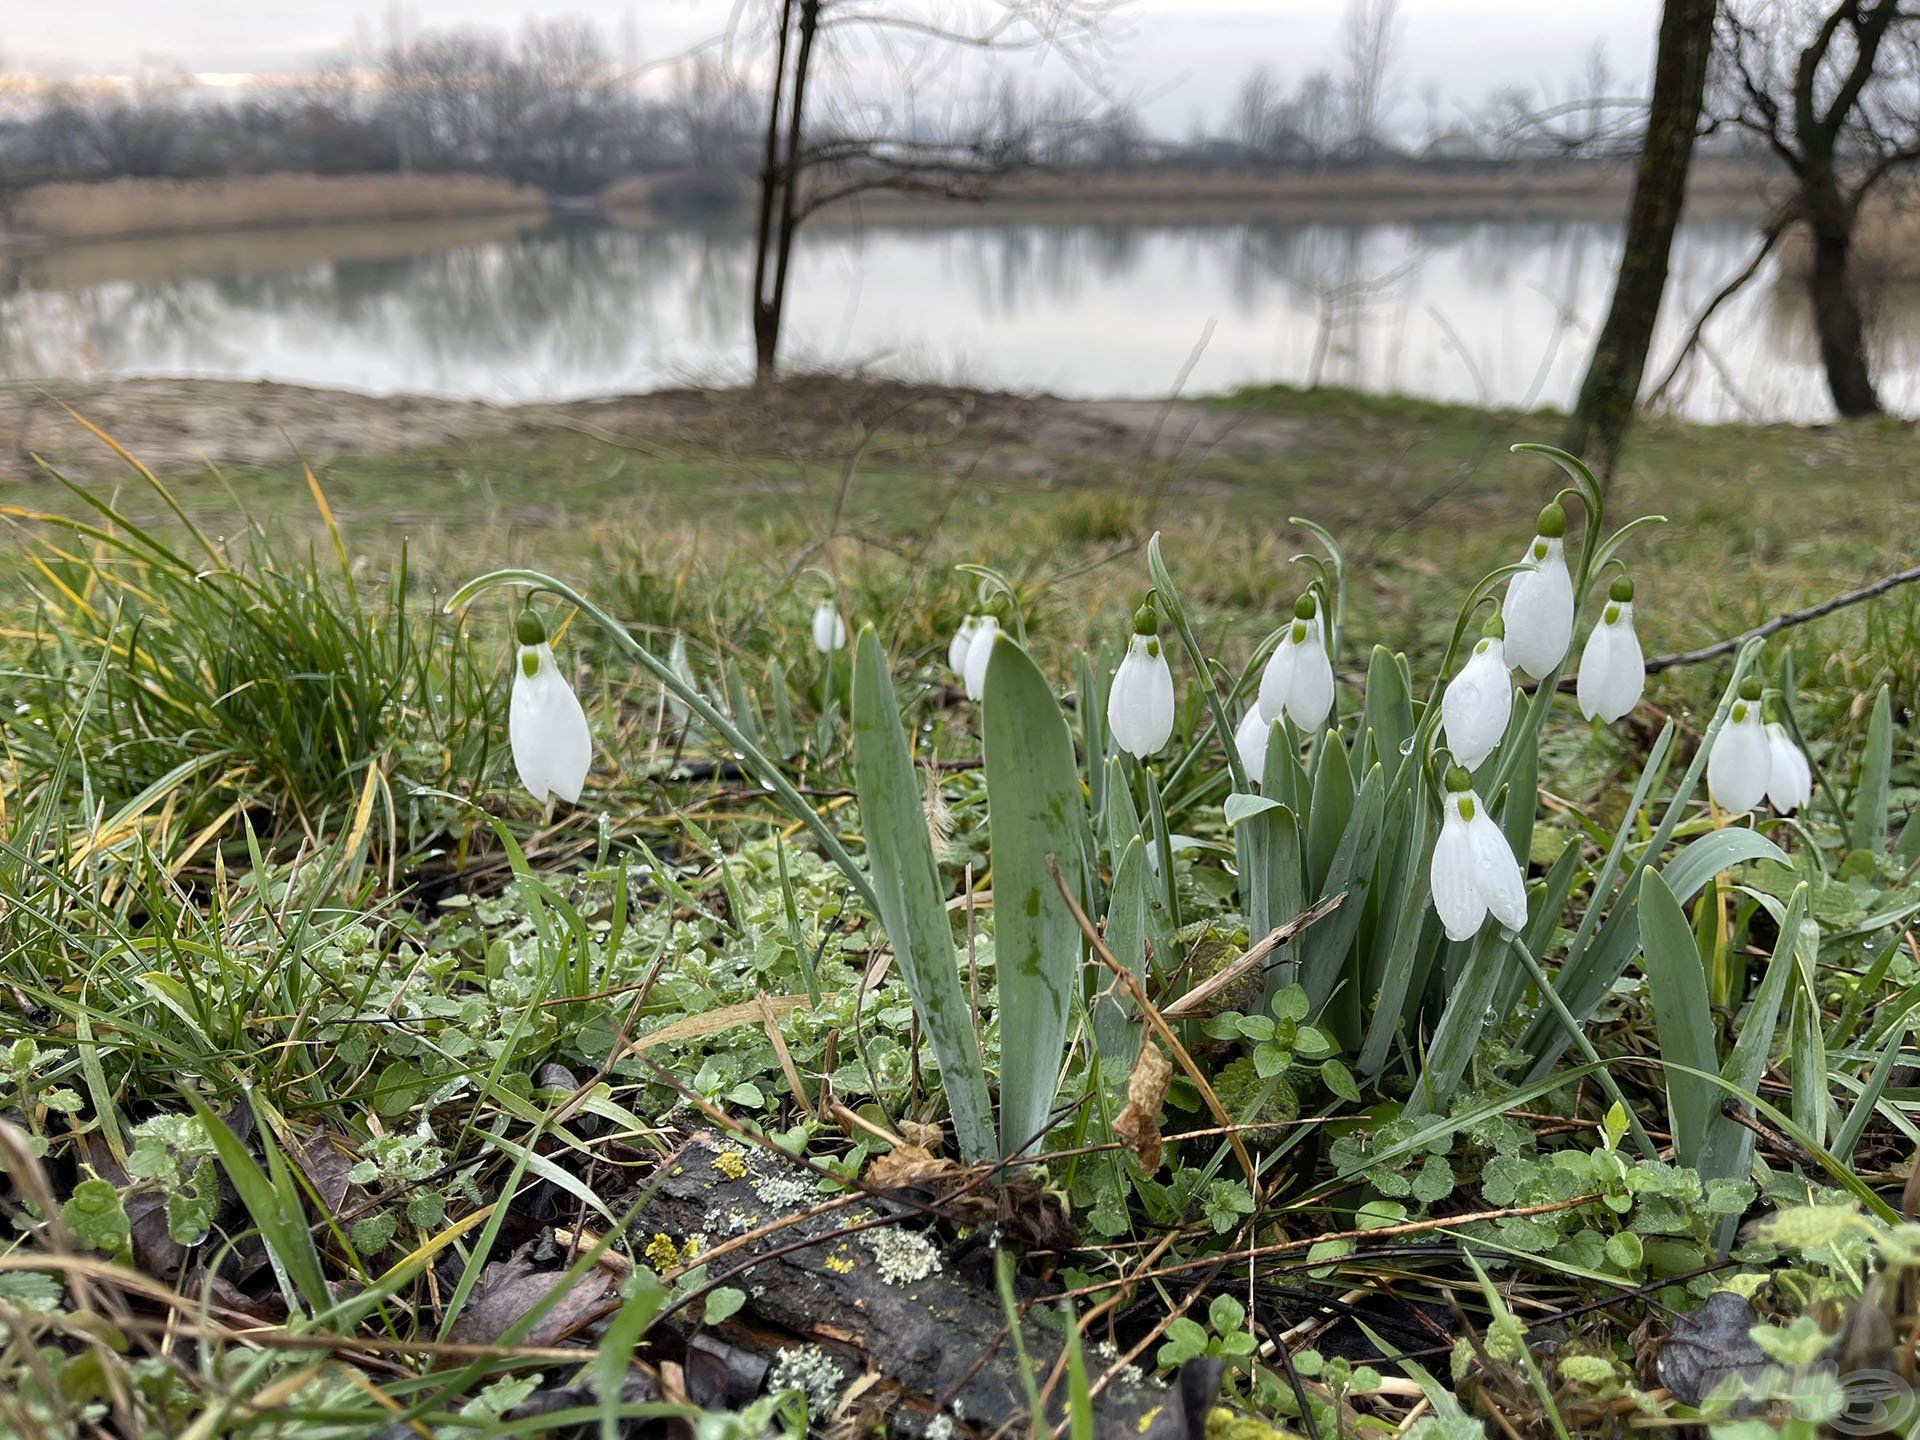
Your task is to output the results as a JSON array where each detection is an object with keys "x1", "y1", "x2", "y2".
[
  {"x1": 3, "y1": 174, "x2": 546, "y2": 245},
  {"x1": 2, "y1": 374, "x2": 1314, "y2": 484}
]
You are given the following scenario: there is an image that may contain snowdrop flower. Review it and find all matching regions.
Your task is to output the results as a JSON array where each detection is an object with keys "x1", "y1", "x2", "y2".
[
  {"x1": 1502, "y1": 502, "x2": 1575, "y2": 681},
  {"x1": 1766, "y1": 722, "x2": 1812, "y2": 814},
  {"x1": 1257, "y1": 593, "x2": 1335, "y2": 732},
  {"x1": 1706, "y1": 678, "x2": 1770, "y2": 814},
  {"x1": 509, "y1": 609, "x2": 591, "y2": 808},
  {"x1": 1235, "y1": 707, "x2": 1272, "y2": 786},
  {"x1": 1576, "y1": 575, "x2": 1645, "y2": 724},
  {"x1": 947, "y1": 614, "x2": 982, "y2": 674},
  {"x1": 962, "y1": 615, "x2": 1001, "y2": 700},
  {"x1": 810, "y1": 596, "x2": 847, "y2": 653},
  {"x1": 1440, "y1": 616, "x2": 1513, "y2": 771},
  {"x1": 1429, "y1": 765, "x2": 1529, "y2": 943},
  {"x1": 1107, "y1": 598, "x2": 1176, "y2": 759}
]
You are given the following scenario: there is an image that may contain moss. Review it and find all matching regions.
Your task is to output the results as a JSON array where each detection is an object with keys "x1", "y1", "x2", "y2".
[{"x1": 1204, "y1": 1409, "x2": 1304, "y2": 1440}]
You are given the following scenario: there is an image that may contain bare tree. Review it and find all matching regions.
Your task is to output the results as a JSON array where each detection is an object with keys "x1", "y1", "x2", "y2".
[
  {"x1": 1565, "y1": 0, "x2": 1718, "y2": 472},
  {"x1": 1234, "y1": 65, "x2": 1281, "y2": 163},
  {"x1": 1709, "y1": 0, "x2": 1920, "y2": 416},
  {"x1": 738, "y1": 0, "x2": 1114, "y2": 382},
  {"x1": 1340, "y1": 0, "x2": 1402, "y2": 157}
]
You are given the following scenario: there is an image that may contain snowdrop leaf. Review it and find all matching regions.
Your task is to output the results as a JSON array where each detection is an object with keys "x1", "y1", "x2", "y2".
[
  {"x1": 1849, "y1": 685, "x2": 1893, "y2": 853},
  {"x1": 1635, "y1": 868, "x2": 1720, "y2": 1168}
]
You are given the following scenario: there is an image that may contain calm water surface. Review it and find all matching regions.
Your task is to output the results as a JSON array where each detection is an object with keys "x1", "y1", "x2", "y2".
[{"x1": 4, "y1": 213, "x2": 1915, "y2": 423}]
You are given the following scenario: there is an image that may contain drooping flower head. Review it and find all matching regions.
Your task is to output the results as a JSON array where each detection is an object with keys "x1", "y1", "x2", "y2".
[
  {"x1": 1503, "y1": 501, "x2": 1575, "y2": 681},
  {"x1": 811, "y1": 595, "x2": 848, "y2": 653},
  {"x1": 1107, "y1": 594, "x2": 1175, "y2": 760},
  {"x1": 1707, "y1": 676, "x2": 1771, "y2": 814},
  {"x1": 1576, "y1": 573, "x2": 1645, "y2": 724},
  {"x1": 1235, "y1": 706, "x2": 1272, "y2": 787},
  {"x1": 1440, "y1": 613, "x2": 1513, "y2": 771},
  {"x1": 1258, "y1": 592, "x2": 1334, "y2": 732},
  {"x1": 962, "y1": 612, "x2": 1002, "y2": 700},
  {"x1": 1429, "y1": 764, "x2": 1529, "y2": 943},
  {"x1": 508, "y1": 607, "x2": 592, "y2": 809},
  {"x1": 1765, "y1": 720, "x2": 1812, "y2": 814},
  {"x1": 948, "y1": 614, "x2": 983, "y2": 674}
]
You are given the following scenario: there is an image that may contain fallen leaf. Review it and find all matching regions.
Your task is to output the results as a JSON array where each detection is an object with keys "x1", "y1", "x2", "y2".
[
  {"x1": 863, "y1": 1143, "x2": 960, "y2": 1189},
  {"x1": 1113, "y1": 1039, "x2": 1172, "y2": 1171},
  {"x1": 447, "y1": 1250, "x2": 614, "y2": 1346},
  {"x1": 1655, "y1": 1291, "x2": 1771, "y2": 1407}
]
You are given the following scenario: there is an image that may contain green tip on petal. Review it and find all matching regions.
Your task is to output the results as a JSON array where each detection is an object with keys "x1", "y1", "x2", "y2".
[
  {"x1": 1535, "y1": 501, "x2": 1566, "y2": 539},
  {"x1": 1444, "y1": 764, "x2": 1474, "y2": 794},
  {"x1": 1739, "y1": 677, "x2": 1763, "y2": 703},
  {"x1": 1481, "y1": 614, "x2": 1505, "y2": 640},
  {"x1": 1609, "y1": 574, "x2": 1635, "y2": 603},
  {"x1": 1293, "y1": 592, "x2": 1317, "y2": 621},
  {"x1": 515, "y1": 610, "x2": 546, "y2": 646}
]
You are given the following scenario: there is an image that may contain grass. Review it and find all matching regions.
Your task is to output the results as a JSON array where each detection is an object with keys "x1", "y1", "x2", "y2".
[{"x1": 1, "y1": 377, "x2": 1918, "y2": 1438}]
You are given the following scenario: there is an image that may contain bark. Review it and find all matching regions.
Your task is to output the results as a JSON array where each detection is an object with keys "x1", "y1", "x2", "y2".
[
  {"x1": 1564, "y1": 0, "x2": 1717, "y2": 474},
  {"x1": 752, "y1": 0, "x2": 822, "y2": 383},
  {"x1": 1802, "y1": 179, "x2": 1881, "y2": 416}
]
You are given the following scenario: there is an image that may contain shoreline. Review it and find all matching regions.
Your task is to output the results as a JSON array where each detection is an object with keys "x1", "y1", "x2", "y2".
[{"x1": 2, "y1": 160, "x2": 1782, "y2": 252}]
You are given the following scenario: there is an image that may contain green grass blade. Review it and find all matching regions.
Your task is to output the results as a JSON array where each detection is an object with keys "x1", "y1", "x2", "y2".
[
  {"x1": 182, "y1": 1088, "x2": 331, "y2": 1316},
  {"x1": 1849, "y1": 684, "x2": 1893, "y2": 853}
]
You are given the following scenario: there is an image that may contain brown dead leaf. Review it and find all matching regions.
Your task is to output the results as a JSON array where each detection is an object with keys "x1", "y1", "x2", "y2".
[
  {"x1": 1112, "y1": 1039, "x2": 1172, "y2": 1171},
  {"x1": 862, "y1": 1143, "x2": 961, "y2": 1190},
  {"x1": 447, "y1": 1251, "x2": 614, "y2": 1345}
]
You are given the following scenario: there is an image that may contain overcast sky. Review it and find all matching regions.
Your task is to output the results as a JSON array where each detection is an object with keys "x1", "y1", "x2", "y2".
[{"x1": 6, "y1": 1, "x2": 1660, "y2": 133}]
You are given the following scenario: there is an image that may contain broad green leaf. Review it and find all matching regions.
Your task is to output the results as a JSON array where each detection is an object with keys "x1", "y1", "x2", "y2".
[
  {"x1": 1362, "y1": 645, "x2": 1414, "y2": 775},
  {"x1": 1304, "y1": 731, "x2": 1355, "y2": 891},
  {"x1": 1094, "y1": 838, "x2": 1148, "y2": 1066},
  {"x1": 850, "y1": 627, "x2": 994, "y2": 1164},
  {"x1": 1299, "y1": 763, "x2": 1386, "y2": 1035},
  {"x1": 984, "y1": 635, "x2": 1090, "y2": 1158},
  {"x1": 1849, "y1": 685, "x2": 1893, "y2": 853},
  {"x1": 1408, "y1": 926, "x2": 1507, "y2": 1118},
  {"x1": 1636, "y1": 868, "x2": 1720, "y2": 1168}
]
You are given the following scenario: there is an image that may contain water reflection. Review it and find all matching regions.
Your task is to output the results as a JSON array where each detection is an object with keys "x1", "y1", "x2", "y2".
[{"x1": 1, "y1": 213, "x2": 1914, "y2": 422}]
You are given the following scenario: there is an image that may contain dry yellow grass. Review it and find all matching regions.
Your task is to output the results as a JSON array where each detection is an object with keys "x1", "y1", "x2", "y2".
[{"x1": 9, "y1": 173, "x2": 545, "y2": 243}]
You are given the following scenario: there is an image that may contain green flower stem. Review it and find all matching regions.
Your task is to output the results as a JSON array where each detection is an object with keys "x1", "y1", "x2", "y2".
[{"x1": 447, "y1": 568, "x2": 879, "y2": 916}]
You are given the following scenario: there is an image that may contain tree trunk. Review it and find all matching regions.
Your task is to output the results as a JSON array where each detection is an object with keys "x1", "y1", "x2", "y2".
[
  {"x1": 1563, "y1": 0, "x2": 1717, "y2": 475},
  {"x1": 750, "y1": 0, "x2": 798, "y2": 385},
  {"x1": 1803, "y1": 199, "x2": 1882, "y2": 417},
  {"x1": 749, "y1": 0, "x2": 821, "y2": 385}
]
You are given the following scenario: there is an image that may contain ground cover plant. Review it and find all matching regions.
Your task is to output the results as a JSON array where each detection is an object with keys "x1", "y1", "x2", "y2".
[{"x1": 1, "y1": 386, "x2": 1919, "y2": 1438}]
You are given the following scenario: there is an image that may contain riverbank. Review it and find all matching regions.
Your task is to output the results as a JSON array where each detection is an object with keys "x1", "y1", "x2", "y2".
[
  {"x1": 4, "y1": 158, "x2": 1780, "y2": 250},
  {"x1": 7, "y1": 374, "x2": 1914, "y2": 682},
  {"x1": 1, "y1": 173, "x2": 546, "y2": 244}
]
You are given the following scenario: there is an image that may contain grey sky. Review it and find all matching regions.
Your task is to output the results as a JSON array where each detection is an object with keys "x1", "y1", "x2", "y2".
[{"x1": 6, "y1": 1, "x2": 1659, "y2": 133}]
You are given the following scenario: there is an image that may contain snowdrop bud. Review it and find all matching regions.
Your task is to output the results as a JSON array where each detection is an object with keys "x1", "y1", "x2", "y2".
[
  {"x1": 1440, "y1": 616, "x2": 1513, "y2": 771},
  {"x1": 810, "y1": 596, "x2": 847, "y2": 653},
  {"x1": 1108, "y1": 599, "x2": 1175, "y2": 759},
  {"x1": 948, "y1": 614, "x2": 982, "y2": 674},
  {"x1": 1235, "y1": 707, "x2": 1272, "y2": 786},
  {"x1": 1707, "y1": 678, "x2": 1771, "y2": 814},
  {"x1": 1429, "y1": 764, "x2": 1529, "y2": 943},
  {"x1": 1258, "y1": 593, "x2": 1334, "y2": 731},
  {"x1": 1765, "y1": 722, "x2": 1812, "y2": 814},
  {"x1": 1576, "y1": 574, "x2": 1645, "y2": 723},
  {"x1": 509, "y1": 610, "x2": 592, "y2": 808},
  {"x1": 962, "y1": 615, "x2": 1001, "y2": 700},
  {"x1": 1502, "y1": 502, "x2": 1575, "y2": 680}
]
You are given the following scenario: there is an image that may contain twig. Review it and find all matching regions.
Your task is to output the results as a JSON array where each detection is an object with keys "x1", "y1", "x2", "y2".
[
  {"x1": 1161, "y1": 892, "x2": 1346, "y2": 1019},
  {"x1": 1631, "y1": 562, "x2": 1920, "y2": 679}
]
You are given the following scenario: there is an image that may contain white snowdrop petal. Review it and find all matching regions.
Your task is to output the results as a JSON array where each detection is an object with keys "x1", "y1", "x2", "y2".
[
  {"x1": 1430, "y1": 808, "x2": 1486, "y2": 943},
  {"x1": 811, "y1": 602, "x2": 847, "y2": 653},
  {"x1": 962, "y1": 618, "x2": 1000, "y2": 700},
  {"x1": 1440, "y1": 639, "x2": 1513, "y2": 771},
  {"x1": 1235, "y1": 708, "x2": 1271, "y2": 786},
  {"x1": 1503, "y1": 538, "x2": 1574, "y2": 680},
  {"x1": 1707, "y1": 710, "x2": 1771, "y2": 814},
  {"x1": 1288, "y1": 624, "x2": 1335, "y2": 731},
  {"x1": 509, "y1": 645, "x2": 592, "y2": 806},
  {"x1": 1108, "y1": 635, "x2": 1175, "y2": 758},
  {"x1": 1766, "y1": 723, "x2": 1813, "y2": 814},
  {"x1": 1576, "y1": 605, "x2": 1644, "y2": 723},
  {"x1": 947, "y1": 617, "x2": 980, "y2": 673},
  {"x1": 1467, "y1": 808, "x2": 1529, "y2": 935},
  {"x1": 1256, "y1": 636, "x2": 1298, "y2": 725}
]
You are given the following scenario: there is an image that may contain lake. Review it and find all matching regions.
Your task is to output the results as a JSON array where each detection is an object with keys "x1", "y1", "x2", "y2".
[{"x1": 3, "y1": 212, "x2": 1915, "y2": 424}]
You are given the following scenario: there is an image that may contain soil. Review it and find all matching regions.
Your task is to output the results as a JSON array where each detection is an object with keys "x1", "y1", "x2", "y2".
[{"x1": 0, "y1": 374, "x2": 1314, "y2": 483}]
